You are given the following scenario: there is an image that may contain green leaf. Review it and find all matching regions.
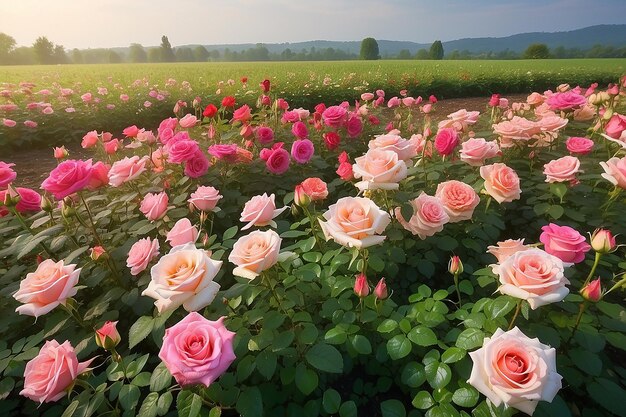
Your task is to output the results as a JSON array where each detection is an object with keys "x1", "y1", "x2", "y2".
[
  {"x1": 119, "y1": 384, "x2": 141, "y2": 411},
  {"x1": 547, "y1": 205, "x2": 564, "y2": 220},
  {"x1": 387, "y1": 334, "x2": 412, "y2": 360},
  {"x1": 177, "y1": 391, "x2": 203, "y2": 417},
  {"x1": 157, "y1": 392, "x2": 173, "y2": 416},
  {"x1": 236, "y1": 386, "x2": 263, "y2": 417},
  {"x1": 456, "y1": 328, "x2": 484, "y2": 350},
  {"x1": 150, "y1": 362, "x2": 172, "y2": 392},
  {"x1": 412, "y1": 391, "x2": 435, "y2": 410},
  {"x1": 256, "y1": 350, "x2": 277, "y2": 380},
  {"x1": 452, "y1": 387, "x2": 479, "y2": 408},
  {"x1": 129, "y1": 316, "x2": 154, "y2": 350},
  {"x1": 295, "y1": 364, "x2": 318, "y2": 395},
  {"x1": 350, "y1": 335, "x2": 372, "y2": 354},
  {"x1": 441, "y1": 347, "x2": 466, "y2": 364},
  {"x1": 569, "y1": 349, "x2": 602, "y2": 376},
  {"x1": 586, "y1": 378, "x2": 626, "y2": 417},
  {"x1": 339, "y1": 401, "x2": 358, "y2": 417},
  {"x1": 323, "y1": 389, "x2": 341, "y2": 414},
  {"x1": 487, "y1": 297, "x2": 517, "y2": 319},
  {"x1": 407, "y1": 326, "x2": 438, "y2": 347},
  {"x1": 381, "y1": 399, "x2": 406, "y2": 417},
  {"x1": 325, "y1": 327, "x2": 347, "y2": 344},
  {"x1": 138, "y1": 392, "x2": 159, "y2": 417},
  {"x1": 401, "y1": 361, "x2": 426, "y2": 388},
  {"x1": 305, "y1": 343, "x2": 343, "y2": 373},
  {"x1": 425, "y1": 361, "x2": 452, "y2": 390},
  {"x1": 377, "y1": 319, "x2": 398, "y2": 333},
  {"x1": 209, "y1": 407, "x2": 222, "y2": 417},
  {"x1": 223, "y1": 226, "x2": 238, "y2": 240},
  {"x1": 61, "y1": 400, "x2": 80, "y2": 417}
]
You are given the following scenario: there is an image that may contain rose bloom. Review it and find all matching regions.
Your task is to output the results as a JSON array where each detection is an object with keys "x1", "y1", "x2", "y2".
[
  {"x1": 15, "y1": 187, "x2": 42, "y2": 213},
  {"x1": 108, "y1": 156, "x2": 148, "y2": 187},
  {"x1": 437, "y1": 109, "x2": 480, "y2": 131},
  {"x1": 600, "y1": 156, "x2": 626, "y2": 189},
  {"x1": 221, "y1": 96, "x2": 235, "y2": 107},
  {"x1": 537, "y1": 115, "x2": 568, "y2": 133},
  {"x1": 493, "y1": 248, "x2": 569, "y2": 309},
  {"x1": 266, "y1": 147, "x2": 290, "y2": 174},
  {"x1": 123, "y1": 125, "x2": 140, "y2": 138},
  {"x1": 228, "y1": 229, "x2": 282, "y2": 279},
  {"x1": 361, "y1": 92, "x2": 375, "y2": 101},
  {"x1": 543, "y1": 156, "x2": 581, "y2": 183},
  {"x1": 394, "y1": 193, "x2": 450, "y2": 240},
  {"x1": 0, "y1": 161, "x2": 17, "y2": 188},
  {"x1": 353, "y1": 149, "x2": 408, "y2": 191},
  {"x1": 87, "y1": 161, "x2": 110, "y2": 190},
  {"x1": 81, "y1": 130, "x2": 99, "y2": 148},
  {"x1": 168, "y1": 140, "x2": 201, "y2": 164},
  {"x1": 127, "y1": 237, "x2": 160, "y2": 276},
  {"x1": 368, "y1": 134, "x2": 419, "y2": 161},
  {"x1": 167, "y1": 218, "x2": 199, "y2": 247},
  {"x1": 434, "y1": 128, "x2": 459, "y2": 156},
  {"x1": 103, "y1": 138, "x2": 121, "y2": 155},
  {"x1": 487, "y1": 239, "x2": 530, "y2": 263},
  {"x1": 324, "y1": 132, "x2": 341, "y2": 150},
  {"x1": 140, "y1": 192, "x2": 169, "y2": 221},
  {"x1": 540, "y1": 223, "x2": 590, "y2": 264},
  {"x1": 546, "y1": 90, "x2": 587, "y2": 110},
  {"x1": 20, "y1": 340, "x2": 93, "y2": 404},
  {"x1": 480, "y1": 163, "x2": 521, "y2": 204},
  {"x1": 42, "y1": 159, "x2": 93, "y2": 199},
  {"x1": 291, "y1": 139, "x2": 315, "y2": 164},
  {"x1": 492, "y1": 116, "x2": 540, "y2": 147},
  {"x1": 319, "y1": 196, "x2": 391, "y2": 249},
  {"x1": 255, "y1": 126, "x2": 274, "y2": 144},
  {"x1": 346, "y1": 115, "x2": 363, "y2": 138},
  {"x1": 435, "y1": 180, "x2": 480, "y2": 222},
  {"x1": 240, "y1": 193, "x2": 288, "y2": 230},
  {"x1": 300, "y1": 177, "x2": 328, "y2": 201},
  {"x1": 573, "y1": 104, "x2": 596, "y2": 121},
  {"x1": 291, "y1": 120, "x2": 309, "y2": 140},
  {"x1": 232, "y1": 105, "x2": 251, "y2": 123},
  {"x1": 565, "y1": 137, "x2": 593, "y2": 155},
  {"x1": 459, "y1": 138, "x2": 500, "y2": 166},
  {"x1": 159, "y1": 312, "x2": 236, "y2": 387},
  {"x1": 605, "y1": 113, "x2": 626, "y2": 139},
  {"x1": 322, "y1": 105, "x2": 348, "y2": 128},
  {"x1": 184, "y1": 152, "x2": 210, "y2": 178},
  {"x1": 143, "y1": 243, "x2": 223, "y2": 313},
  {"x1": 468, "y1": 327, "x2": 562, "y2": 415},
  {"x1": 13, "y1": 259, "x2": 81, "y2": 317},
  {"x1": 336, "y1": 161, "x2": 353, "y2": 181},
  {"x1": 188, "y1": 186, "x2": 222, "y2": 212},
  {"x1": 179, "y1": 114, "x2": 198, "y2": 128}
]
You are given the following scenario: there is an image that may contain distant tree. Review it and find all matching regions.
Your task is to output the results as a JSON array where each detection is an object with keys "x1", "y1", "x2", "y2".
[
  {"x1": 53, "y1": 45, "x2": 68, "y2": 64},
  {"x1": 359, "y1": 37, "x2": 380, "y2": 60},
  {"x1": 160, "y1": 36, "x2": 176, "y2": 62},
  {"x1": 12, "y1": 46, "x2": 36, "y2": 65},
  {"x1": 429, "y1": 40, "x2": 444, "y2": 60},
  {"x1": 108, "y1": 50, "x2": 122, "y2": 63},
  {"x1": 33, "y1": 36, "x2": 55, "y2": 64},
  {"x1": 128, "y1": 43, "x2": 147, "y2": 63},
  {"x1": 0, "y1": 33, "x2": 16, "y2": 65},
  {"x1": 397, "y1": 49, "x2": 411, "y2": 60},
  {"x1": 208, "y1": 49, "x2": 220, "y2": 61},
  {"x1": 524, "y1": 43, "x2": 550, "y2": 59},
  {"x1": 193, "y1": 45, "x2": 209, "y2": 62},
  {"x1": 415, "y1": 48, "x2": 430, "y2": 60},
  {"x1": 148, "y1": 48, "x2": 162, "y2": 63},
  {"x1": 175, "y1": 47, "x2": 194, "y2": 62}
]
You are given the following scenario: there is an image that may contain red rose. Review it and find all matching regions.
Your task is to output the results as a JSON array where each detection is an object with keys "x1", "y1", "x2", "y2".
[
  {"x1": 203, "y1": 104, "x2": 218, "y2": 118},
  {"x1": 221, "y1": 96, "x2": 235, "y2": 107},
  {"x1": 261, "y1": 79, "x2": 271, "y2": 93}
]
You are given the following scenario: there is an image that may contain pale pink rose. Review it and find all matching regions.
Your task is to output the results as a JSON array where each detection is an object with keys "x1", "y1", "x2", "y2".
[
  {"x1": 368, "y1": 134, "x2": 419, "y2": 161},
  {"x1": 387, "y1": 96, "x2": 401, "y2": 108},
  {"x1": 480, "y1": 163, "x2": 521, "y2": 203},
  {"x1": 537, "y1": 115, "x2": 568, "y2": 132},
  {"x1": 120, "y1": 94, "x2": 129, "y2": 102},
  {"x1": 600, "y1": 156, "x2": 626, "y2": 189},
  {"x1": 540, "y1": 223, "x2": 590, "y2": 264},
  {"x1": 543, "y1": 156, "x2": 581, "y2": 183},
  {"x1": 394, "y1": 192, "x2": 449, "y2": 239},
  {"x1": 143, "y1": 243, "x2": 222, "y2": 313},
  {"x1": 353, "y1": 149, "x2": 408, "y2": 191},
  {"x1": 2, "y1": 118, "x2": 16, "y2": 127},
  {"x1": 493, "y1": 117, "x2": 540, "y2": 147},
  {"x1": 0, "y1": 161, "x2": 17, "y2": 188},
  {"x1": 20, "y1": 340, "x2": 93, "y2": 403},
  {"x1": 228, "y1": 230, "x2": 282, "y2": 279},
  {"x1": 127, "y1": 237, "x2": 160, "y2": 276},
  {"x1": 300, "y1": 177, "x2": 328, "y2": 201},
  {"x1": 140, "y1": 192, "x2": 169, "y2": 221},
  {"x1": 42, "y1": 106, "x2": 53, "y2": 115},
  {"x1": 24, "y1": 120, "x2": 38, "y2": 128},
  {"x1": 322, "y1": 105, "x2": 348, "y2": 128},
  {"x1": 13, "y1": 259, "x2": 81, "y2": 317},
  {"x1": 81, "y1": 130, "x2": 99, "y2": 148},
  {"x1": 293, "y1": 107, "x2": 310, "y2": 119},
  {"x1": 421, "y1": 103, "x2": 432, "y2": 114},
  {"x1": 438, "y1": 109, "x2": 480, "y2": 131},
  {"x1": 565, "y1": 137, "x2": 593, "y2": 155},
  {"x1": 108, "y1": 156, "x2": 148, "y2": 187},
  {"x1": 166, "y1": 218, "x2": 199, "y2": 247},
  {"x1": 240, "y1": 193, "x2": 288, "y2": 230},
  {"x1": 468, "y1": 327, "x2": 562, "y2": 415},
  {"x1": 81, "y1": 92, "x2": 93, "y2": 103},
  {"x1": 402, "y1": 97, "x2": 416, "y2": 107},
  {"x1": 179, "y1": 114, "x2": 198, "y2": 128},
  {"x1": 159, "y1": 312, "x2": 235, "y2": 387},
  {"x1": 435, "y1": 180, "x2": 480, "y2": 222},
  {"x1": 487, "y1": 239, "x2": 530, "y2": 263},
  {"x1": 434, "y1": 128, "x2": 459, "y2": 156},
  {"x1": 361, "y1": 92, "x2": 375, "y2": 101},
  {"x1": 42, "y1": 159, "x2": 93, "y2": 199},
  {"x1": 136, "y1": 130, "x2": 156, "y2": 144},
  {"x1": 546, "y1": 90, "x2": 587, "y2": 110},
  {"x1": 188, "y1": 186, "x2": 222, "y2": 212},
  {"x1": 459, "y1": 138, "x2": 500, "y2": 166},
  {"x1": 493, "y1": 248, "x2": 569, "y2": 309},
  {"x1": 534, "y1": 103, "x2": 556, "y2": 119},
  {"x1": 320, "y1": 196, "x2": 391, "y2": 249},
  {"x1": 573, "y1": 104, "x2": 595, "y2": 121},
  {"x1": 291, "y1": 139, "x2": 314, "y2": 164}
]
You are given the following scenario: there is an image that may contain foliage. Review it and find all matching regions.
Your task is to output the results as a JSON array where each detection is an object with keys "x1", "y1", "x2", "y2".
[
  {"x1": 360, "y1": 38, "x2": 380, "y2": 60},
  {"x1": 524, "y1": 43, "x2": 551, "y2": 59},
  {"x1": 429, "y1": 41, "x2": 444, "y2": 60}
]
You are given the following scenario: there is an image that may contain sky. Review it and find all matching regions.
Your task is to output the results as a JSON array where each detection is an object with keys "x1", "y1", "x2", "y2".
[{"x1": 1, "y1": 0, "x2": 625, "y2": 49}]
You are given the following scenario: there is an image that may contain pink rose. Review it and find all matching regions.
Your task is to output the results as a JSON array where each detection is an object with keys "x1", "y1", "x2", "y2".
[
  {"x1": 81, "y1": 130, "x2": 99, "y2": 148},
  {"x1": 394, "y1": 192, "x2": 450, "y2": 239},
  {"x1": 21, "y1": 340, "x2": 93, "y2": 403},
  {"x1": 543, "y1": 156, "x2": 581, "y2": 183},
  {"x1": 322, "y1": 105, "x2": 348, "y2": 128},
  {"x1": 167, "y1": 218, "x2": 199, "y2": 247},
  {"x1": 95, "y1": 320, "x2": 121, "y2": 350},
  {"x1": 87, "y1": 161, "x2": 110, "y2": 190},
  {"x1": 179, "y1": 114, "x2": 198, "y2": 128},
  {"x1": 240, "y1": 193, "x2": 288, "y2": 230},
  {"x1": 540, "y1": 223, "x2": 590, "y2": 264},
  {"x1": 346, "y1": 115, "x2": 363, "y2": 138},
  {"x1": 228, "y1": 230, "x2": 282, "y2": 279},
  {"x1": 140, "y1": 192, "x2": 169, "y2": 221},
  {"x1": 537, "y1": 115, "x2": 568, "y2": 133},
  {"x1": 184, "y1": 152, "x2": 210, "y2": 178},
  {"x1": 159, "y1": 312, "x2": 235, "y2": 387},
  {"x1": 168, "y1": 140, "x2": 201, "y2": 164},
  {"x1": 0, "y1": 161, "x2": 17, "y2": 188},
  {"x1": 13, "y1": 259, "x2": 81, "y2": 317},
  {"x1": 604, "y1": 113, "x2": 626, "y2": 140},
  {"x1": 127, "y1": 237, "x2": 160, "y2": 276},
  {"x1": 143, "y1": 243, "x2": 222, "y2": 313},
  {"x1": 300, "y1": 177, "x2": 328, "y2": 201},
  {"x1": 189, "y1": 186, "x2": 222, "y2": 212},
  {"x1": 438, "y1": 109, "x2": 480, "y2": 131},
  {"x1": 336, "y1": 161, "x2": 353, "y2": 180},
  {"x1": 353, "y1": 149, "x2": 408, "y2": 191},
  {"x1": 233, "y1": 104, "x2": 252, "y2": 123},
  {"x1": 2, "y1": 118, "x2": 16, "y2": 127},
  {"x1": 565, "y1": 137, "x2": 593, "y2": 155},
  {"x1": 435, "y1": 180, "x2": 480, "y2": 222},
  {"x1": 320, "y1": 196, "x2": 391, "y2": 249},
  {"x1": 361, "y1": 92, "x2": 374, "y2": 101},
  {"x1": 487, "y1": 239, "x2": 530, "y2": 263},
  {"x1": 108, "y1": 156, "x2": 148, "y2": 187},
  {"x1": 459, "y1": 138, "x2": 500, "y2": 166},
  {"x1": 207, "y1": 144, "x2": 238, "y2": 162},
  {"x1": 291, "y1": 121, "x2": 308, "y2": 139},
  {"x1": 600, "y1": 156, "x2": 626, "y2": 189},
  {"x1": 546, "y1": 90, "x2": 587, "y2": 110},
  {"x1": 291, "y1": 139, "x2": 315, "y2": 164},
  {"x1": 255, "y1": 126, "x2": 274, "y2": 144},
  {"x1": 434, "y1": 128, "x2": 459, "y2": 156},
  {"x1": 103, "y1": 138, "x2": 121, "y2": 155},
  {"x1": 266, "y1": 147, "x2": 290, "y2": 174},
  {"x1": 492, "y1": 117, "x2": 540, "y2": 147},
  {"x1": 573, "y1": 105, "x2": 596, "y2": 121},
  {"x1": 368, "y1": 134, "x2": 419, "y2": 161},
  {"x1": 15, "y1": 187, "x2": 42, "y2": 213},
  {"x1": 42, "y1": 159, "x2": 93, "y2": 199},
  {"x1": 468, "y1": 327, "x2": 562, "y2": 415},
  {"x1": 493, "y1": 248, "x2": 569, "y2": 309},
  {"x1": 480, "y1": 163, "x2": 521, "y2": 204},
  {"x1": 387, "y1": 97, "x2": 401, "y2": 108},
  {"x1": 123, "y1": 125, "x2": 140, "y2": 137}
]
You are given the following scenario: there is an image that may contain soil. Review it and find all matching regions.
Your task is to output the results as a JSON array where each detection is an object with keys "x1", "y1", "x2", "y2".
[{"x1": 2, "y1": 94, "x2": 529, "y2": 190}]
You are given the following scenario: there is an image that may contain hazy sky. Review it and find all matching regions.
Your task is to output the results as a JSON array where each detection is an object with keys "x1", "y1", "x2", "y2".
[{"x1": 2, "y1": 0, "x2": 625, "y2": 49}]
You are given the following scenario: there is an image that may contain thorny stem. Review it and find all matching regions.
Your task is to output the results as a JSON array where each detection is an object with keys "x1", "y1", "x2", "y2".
[{"x1": 508, "y1": 299, "x2": 523, "y2": 330}]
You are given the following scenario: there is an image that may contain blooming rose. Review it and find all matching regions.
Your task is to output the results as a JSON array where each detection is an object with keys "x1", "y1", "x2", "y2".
[
  {"x1": 539, "y1": 223, "x2": 590, "y2": 264},
  {"x1": 487, "y1": 239, "x2": 530, "y2": 263},
  {"x1": 240, "y1": 193, "x2": 288, "y2": 230},
  {"x1": 300, "y1": 177, "x2": 328, "y2": 201},
  {"x1": 546, "y1": 90, "x2": 587, "y2": 110},
  {"x1": 13, "y1": 259, "x2": 81, "y2": 317},
  {"x1": 291, "y1": 139, "x2": 315, "y2": 164},
  {"x1": 437, "y1": 109, "x2": 480, "y2": 131},
  {"x1": 179, "y1": 114, "x2": 198, "y2": 128},
  {"x1": 232, "y1": 104, "x2": 251, "y2": 123},
  {"x1": 167, "y1": 218, "x2": 199, "y2": 247},
  {"x1": 493, "y1": 248, "x2": 569, "y2": 309},
  {"x1": 108, "y1": 156, "x2": 148, "y2": 187},
  {"x1": 468, "y1": 327, "x2": 562, "y2": 415},
  {"x1": 600, "y1": 156, "x2": 626, "y2": 189},
  {"x1": 434, "y1": 128, "x2": 459, "y2": 156},
  {"x1": 435, "y1": 180, "x2": 480, "y2": 222},
  {"x1": 291, "y1": 121, "x2": 309, "y2": 139},
  {"x1": 324, "y1": 132, "x2": 341, "y2": 150},
  {"x1": 319, "y1": 196, "x2": 390, "y2": 249},
  {"x1": 353, "y1": 149, "x2": 408, "y2": 191},
  {"x1": 127, "y1": 237, "x2": 160, "y2": 276},
  {"x1": 336, "y1": 161, "x2": 353, "y2": 180},
  {"x1": 20, "y1": 340, "x2": 94, "y2": 403},
  {"x1": 537, "y1": 115, "x2": 568, "y2": 133},
  {"x1": 604, "y1": 114, "x2": 626, "y2": 140},
  {"x1": 543, "y1": 156, "x2": 581, "y2": 183},
  {"x1": 255, "y1": 126, "x2": 274, "y2": 144},
  {"x1": 565, "y1": 137, "x2": 593, "y2": 155},
  {"x1": 368, "y1": 134, "x2": 419, "y2": 161},
  {"x1": 480, "y1": 163, "x2": 521, "y2": 203},
  {"x1": 394, "y1": 193, "x2": 450, "y2": 239},
  {"x1": 140, "y1": 192, "x2": 169, "y2": 221},
  {"x1": 159, "y1": 312, "x2": 235, "y2": 387},
  {"x1": 573, "y1": 104, "x2": 596, "y2": 121},
  {"x1": 492, "y1": 117, "x2": 540, "y2": 147},
  {"x1": 266, "y1": 147, "x2": 290, "y2": 174},
  {"x1": 459, "y1": 138, "x2": 500, "y2": 166},
  {"x1": 81, "y1": 130, "x2": 99, "y2": 148},
  {"x1": 346, "y1": 115, "x2": 363, "y2": 137},
  {"x1": 103, "y1": 139, "x2": 121, "y2": 155},
  {"x1": 168, "y1": 140, "x2": 201, "y2": 164},
  {"x1": 322, "y1": 105, "x2": 348, "y2": 128},
  {"x1": 0, "y1": 161, "x2": 16, "y2": 188},
  {"x1": 228, "y1": 230, "x2": 282, "y2": 279},
  {"x1": 41, "y1": 159, "x2": 93, "y2": 199},
  {"x1": 188, "y1": 186, "x2": 222, "y2": 211},
  {"x1": 123, "y1": 125, "x2": 140, "y2": 137},
  {"x1": 15, "y1": 187, "x2": 42, "y2": 213},
  {"x1": 87, "y1": 161, "x2": 110, "y2": 190},
  {"x1": 184, "y1": 152, "x2": 210, "y2": 178},
  {"x1": 143, "y1": 243, "x2": 222, "y2": 313}
]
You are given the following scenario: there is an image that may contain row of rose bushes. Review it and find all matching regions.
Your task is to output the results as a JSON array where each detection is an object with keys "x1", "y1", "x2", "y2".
[{"x1": 1, "y1": 76, "x2": 626, "y2": 417}]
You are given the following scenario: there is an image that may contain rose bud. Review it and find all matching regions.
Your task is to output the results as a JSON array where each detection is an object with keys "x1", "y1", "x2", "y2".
[
  {"x1": 374, "y1": 278, "x2": 388, "y2": 300},
  {"x1": 3, "y1": 184, "x2": 20, "y2": 207},
  {"x1": 293, "y1": 184, "x2": 310, "y2": 208},
  {"x1": 95, "y1": 321, "x2": 121, "y2": 350},
  {"x1": 90, "y1": 246, "x2": 107, "y2": 261},
  {"x1": 448, "y1": 255, "x2": 463, "y2": 275},
  {"x1": 580, "y1": 278, "x2": 602, "y2": 302},
  {"x1": 53, "y1": 146, "x2": 69, "y2": 160},
  {"x1": 590, "y1": 229, "x2": 617, "y2": 254},
  {"x1": 40, "y1": 195, "x2": 53, "y2": 212},
  {"x1": 354, "y1": 273, "x2": 369, "y2": 298},
  {"x1": 61, "y1": 198, "x2": 76, "y2": 219}
]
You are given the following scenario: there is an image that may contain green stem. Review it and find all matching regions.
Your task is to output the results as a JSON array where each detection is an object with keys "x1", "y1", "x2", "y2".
[
  {"x1": 508, "y1": 299, "x2": 523, "y2": 330},
  {"x1": 454, "y1": 273, "x2": 462, "y2": 308},
  {"x1": 303, "y1": 206, "x2": 322, "y2": 250},
  {"x1": 361, "y1": 249, "x2": 369, "y2": 276},
  {"x1": 61, "y1": 302, "x2": 90, "y2": 330},
  {"x1": 583, "y1": 252, "x2": 602, "y2": 288},
  {"x1": 263, "y1": 272, "x2": 288, "y2": 317},
  {"x1": 567, "y1": 302, "x2": 587, "y2": 344}
]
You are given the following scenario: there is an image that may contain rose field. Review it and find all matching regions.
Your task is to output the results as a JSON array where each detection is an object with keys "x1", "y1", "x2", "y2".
[{"x1": 2, "y1": 64, "x2": 626, "y2": 417}]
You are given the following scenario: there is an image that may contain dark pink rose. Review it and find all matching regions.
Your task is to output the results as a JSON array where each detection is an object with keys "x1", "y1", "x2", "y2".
[
  {"x1": 565, "y1": 137, "x2": 594, "y2": 155},
  {"x1": 539, "y1": 223, "x2": 591, "y2": 264},
  {"x1": 42, "y1": 159, "x2": 93, "y2": 199},
  {"x1": 291, "y1": 121, "x2": 308, "y2": 139},
  {"x1": 322, "y1": 106, "x2": 348, "y2": 128},
  {"x1": 546, "y1": 91, "x2": 587, "y2": 110},
  {"x1": 266, "y1": 148, "x2": 290, "y2": 174},
  {"x1": 255, "y1": 126, "x2": 274, "y2": 144},
  {"x1": 346, "y1": 115, "x2": 363, "y2": 138},
  {"x1": 168, "y1": 140, "x2": 200, "y2": 164},
  {"x1": 208, "y1": 144, "x2": 238, "y2": 162},
  {"x1": 434, "y1": 128, "x2": 459, "y2": 156},
  {"x1": 291, "y1": 139, "x2": 314, "y2": 164},
  {"x1": 15, "y1": 187, "x2": 41, "y2": 213},
  {"x1": 0, "y1": 161, "x2": 17, "y2": 188},
  {"x1": 184, "y1": 152, "x2": 210, "y2": 178}
]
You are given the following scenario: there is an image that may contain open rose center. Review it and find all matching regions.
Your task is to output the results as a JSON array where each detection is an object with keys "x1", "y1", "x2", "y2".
[{"x1": 338, "y1": 204, "x2": 373, "y2": 238}]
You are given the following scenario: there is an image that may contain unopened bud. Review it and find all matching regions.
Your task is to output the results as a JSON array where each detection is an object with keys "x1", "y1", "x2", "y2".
[
  {"x1": 354, "y1": 273, "x2": 369, "y2": 298},
  {"x1": 590, "y1": 228, "x2": 616, "y2": 254},
  {"x1": 448, "y1": 256, "x2": 463, "y2": 275},
  {"x1": 580, "y1": 278, "x2": 603, "y2": 302},
  {"x1": 294, "y1": 184, "x2": 310, "y2": 208},
  {"x1": 95, "y1": 321, "x2": 121, "y2": 350},
  {"x1": 90, "y1": 246, "x2": 107, "y2": 261},
  {"x1": 374, "y1": 278, "x2": 388, "y2": 300},
  {"x1": 40, "y1": 195, "x2": 53, "y2": 212}
]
